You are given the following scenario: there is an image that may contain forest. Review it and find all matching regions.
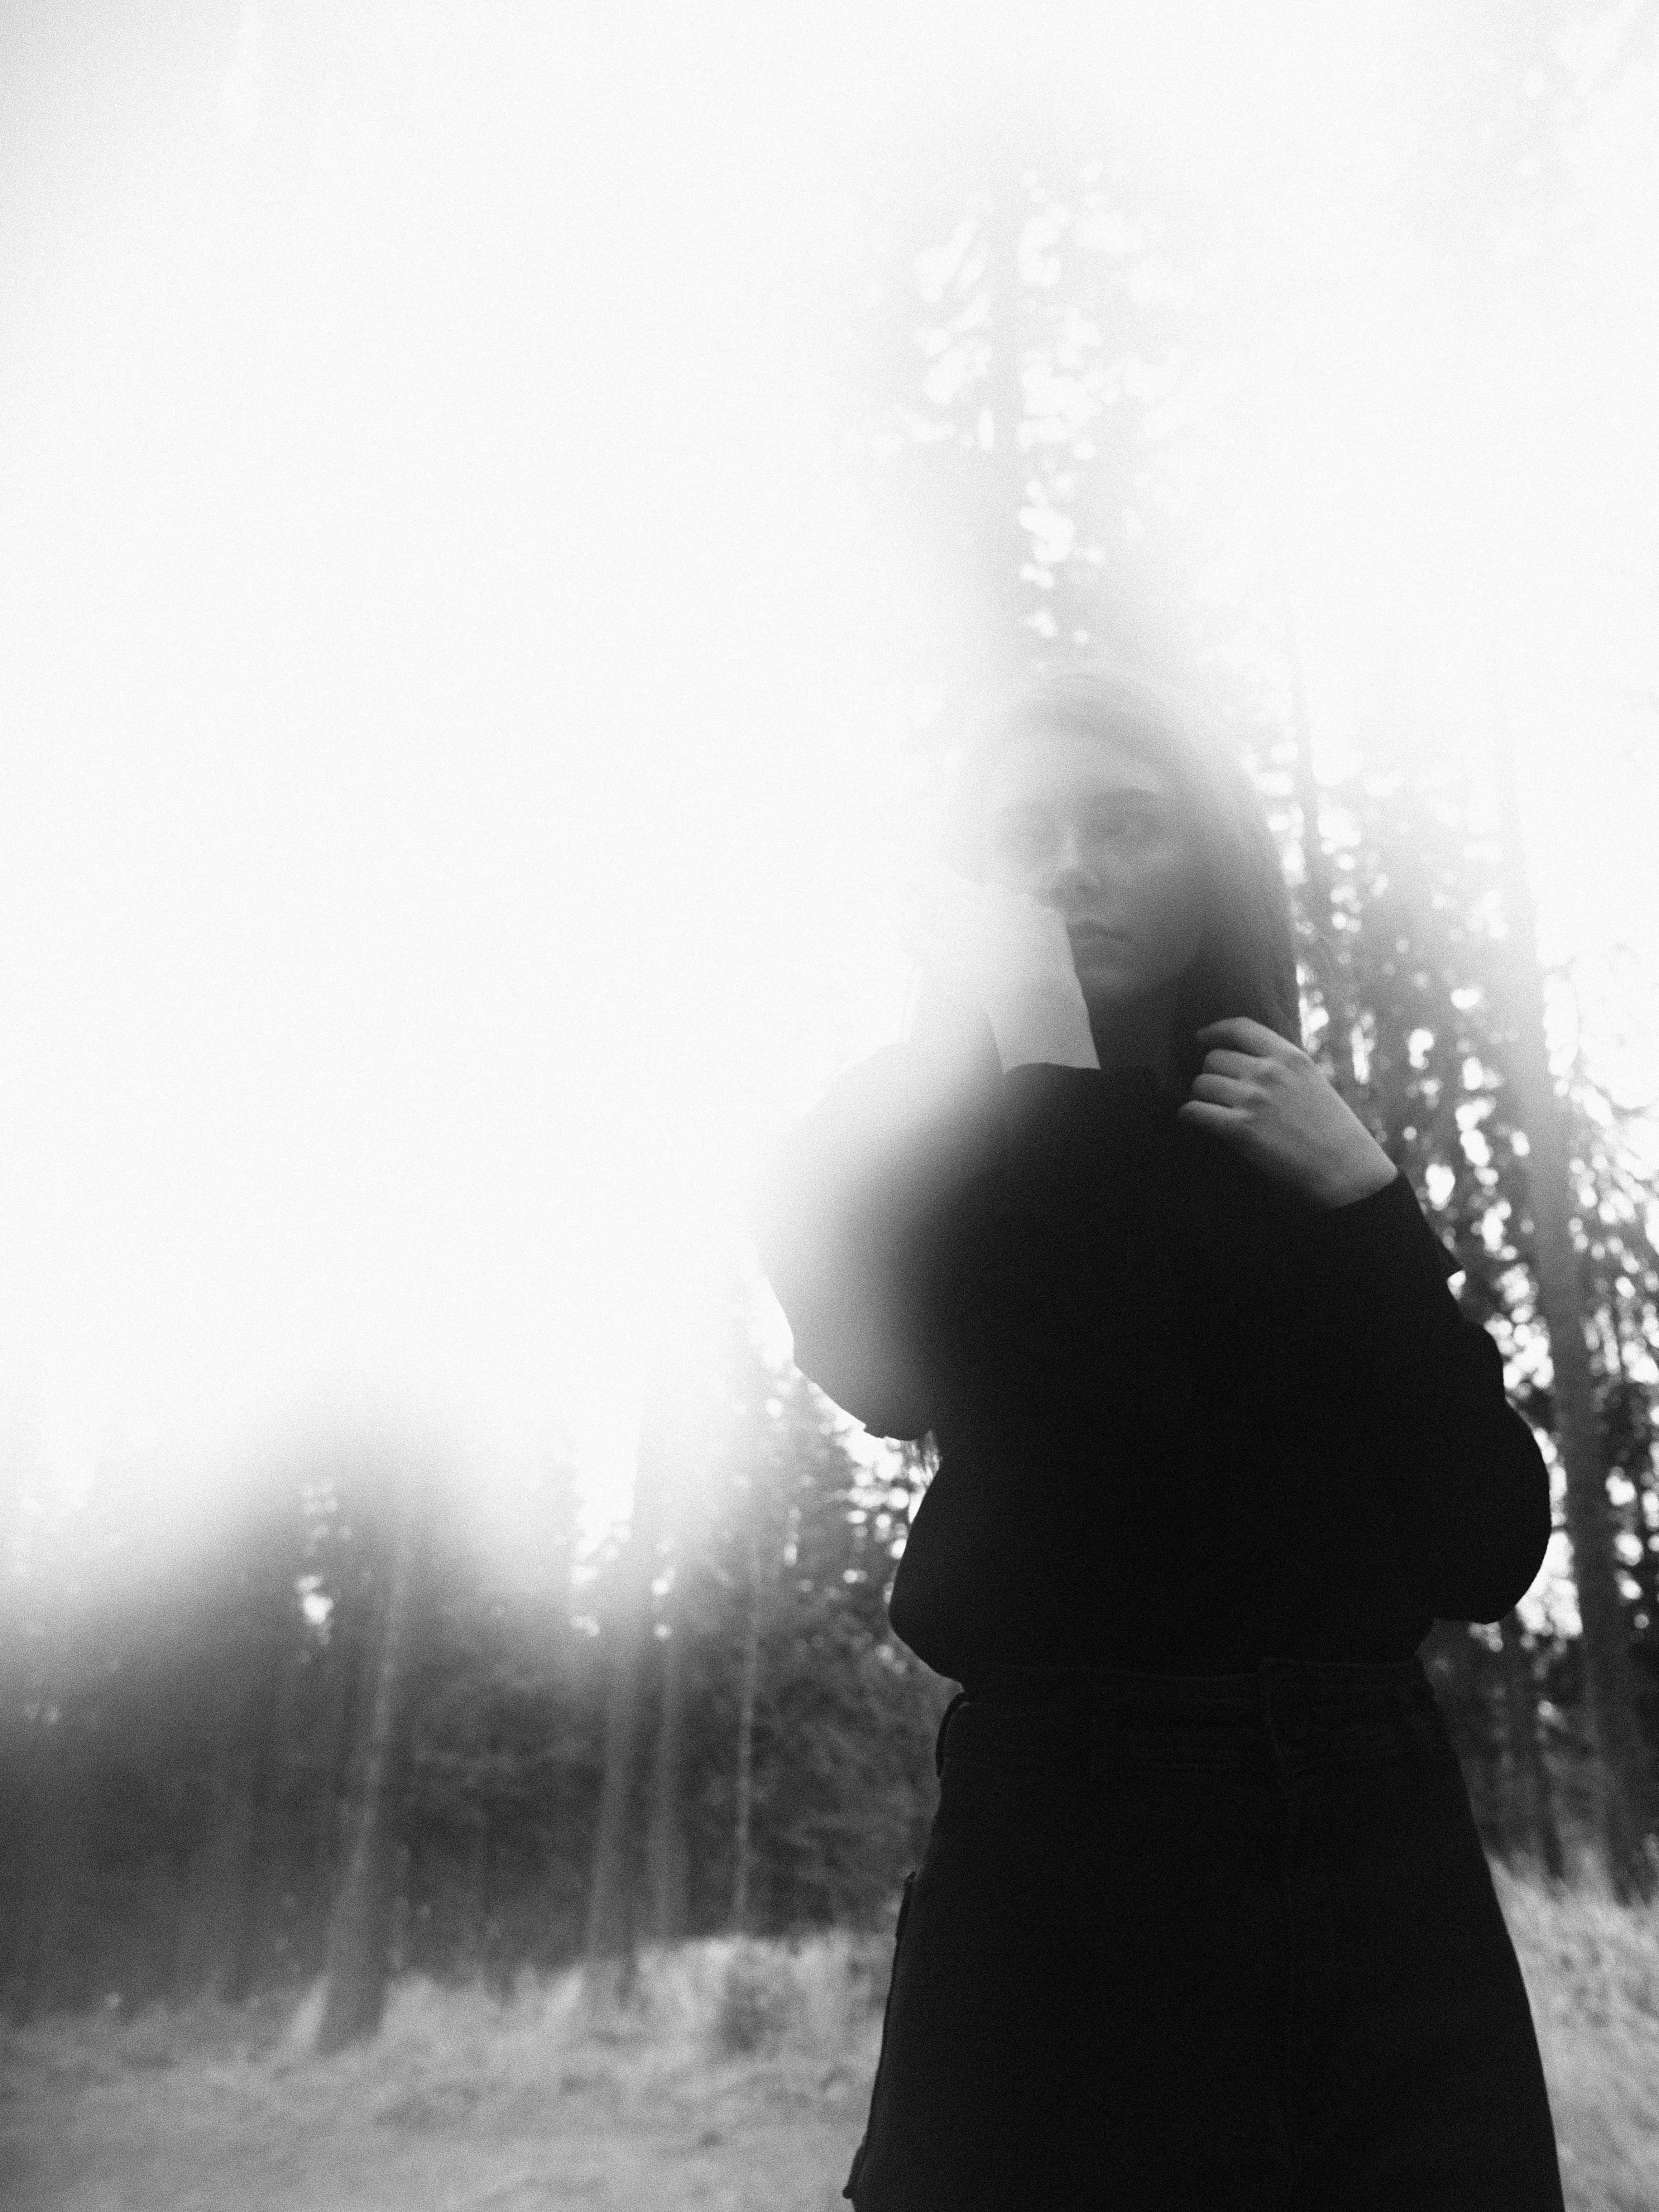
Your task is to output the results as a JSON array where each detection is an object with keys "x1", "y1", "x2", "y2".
[
  {"x1": 7, "y1": 737, "x2": 1659, "y2": 2032},
  {"x1": 3, "y1": 3, "x2": 1659, "y2": 2207}
]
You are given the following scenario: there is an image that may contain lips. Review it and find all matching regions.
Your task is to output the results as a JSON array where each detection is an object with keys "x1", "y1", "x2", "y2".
[{"x1": 1068, "y1": 924, "x2": 1131, "y2": 954}]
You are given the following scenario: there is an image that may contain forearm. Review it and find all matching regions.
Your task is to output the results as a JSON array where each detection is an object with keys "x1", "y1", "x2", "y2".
[
  {"x1": 1308, "y1": 1174, "x2": 1554, "y2": 1620},
  {"x1": 751, "y1": 1044, "x2": 998, "y2": 1437}
]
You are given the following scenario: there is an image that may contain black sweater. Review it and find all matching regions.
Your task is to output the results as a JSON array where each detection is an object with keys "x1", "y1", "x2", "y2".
[{"x1": 753, "y1": 1042, "x2": 1554, "y2": 1686}]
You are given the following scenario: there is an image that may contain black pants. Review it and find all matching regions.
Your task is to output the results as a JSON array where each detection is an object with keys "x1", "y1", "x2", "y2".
[{"x1": 846, "y1": 1657, "x2": 1565, "y2": 2211}]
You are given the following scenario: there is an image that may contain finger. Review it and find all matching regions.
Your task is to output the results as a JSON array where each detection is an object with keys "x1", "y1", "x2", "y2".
[
  {"x1": 1175, "y1": 1099, "x2": 1246, "y2": 1137},
  {"x1": 1199, "y1": 1048, "x2": 1261, "y2": 1080},
  {"x1": 1188, "y1": 1071, "x2": 1253, "y2": 1107},
  {"x1": 1194, "y1": 1017, "x2": 1288, "y2": 1055}
]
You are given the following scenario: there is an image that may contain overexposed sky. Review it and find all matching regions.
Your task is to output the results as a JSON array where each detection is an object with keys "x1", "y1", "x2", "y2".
[{"x1": 2, "y1": 3, "x2": 1655, "y2": 1554}]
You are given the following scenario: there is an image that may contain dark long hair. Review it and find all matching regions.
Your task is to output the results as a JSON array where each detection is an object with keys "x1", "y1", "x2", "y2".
[{"x1": 907, "y1": 662, "x2": 1304, "y2": 1103}]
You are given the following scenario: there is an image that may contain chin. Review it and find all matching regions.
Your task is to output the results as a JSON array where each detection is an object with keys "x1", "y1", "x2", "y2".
[{"x1": 1079, "y1": 973, "x2": 1147, "y2": 1011}]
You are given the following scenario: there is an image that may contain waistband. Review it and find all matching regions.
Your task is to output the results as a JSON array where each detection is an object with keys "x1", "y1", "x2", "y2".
[{"x1": 936, "y1": 1655, "x2": 1442, "y2": 1780}]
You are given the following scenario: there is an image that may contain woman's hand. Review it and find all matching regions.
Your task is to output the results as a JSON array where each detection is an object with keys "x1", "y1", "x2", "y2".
[
  {"x1": 1176, "y1": 1016, "x2": 1399, "y2": 1208},
  {"x1": 896, "y1": 871, "x2": 1099, "y2": 1073}
]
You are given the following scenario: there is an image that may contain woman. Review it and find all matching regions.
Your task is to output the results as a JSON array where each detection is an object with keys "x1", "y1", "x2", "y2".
[{"x1": 753, "y1": 665, "x2": 1565, "y2": 2210}]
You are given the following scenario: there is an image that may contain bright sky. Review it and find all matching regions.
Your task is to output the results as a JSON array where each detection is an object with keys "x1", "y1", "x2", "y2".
[{"x1": 2, "y1": 3, "x2": 1655, "y2": 1561}]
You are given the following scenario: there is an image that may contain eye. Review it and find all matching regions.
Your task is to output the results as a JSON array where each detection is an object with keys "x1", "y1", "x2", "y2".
[{"x1": 1084, "y1": 803, "x2": 1165, "y2": 848}]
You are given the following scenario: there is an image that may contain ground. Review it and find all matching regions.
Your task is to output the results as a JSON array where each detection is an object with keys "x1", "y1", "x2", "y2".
[{"x1": 4, "y1": 1865, "x2": 1659, "y2": 2211}]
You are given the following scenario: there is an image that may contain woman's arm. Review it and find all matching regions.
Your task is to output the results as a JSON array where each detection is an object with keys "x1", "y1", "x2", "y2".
[
  {"x1": 750, "y1": 1042, "x2": 999, "y2": 1439},
  {"x1": 1304, "y1": 1172, "x2": 1555, "y2": 1623},
  {"x1": 1176, "y1": 1015, "x2": 1553, "y2": 1620},
  {"x1": 754, "y1": 886, "x2": 1098, "y2": 1437}
]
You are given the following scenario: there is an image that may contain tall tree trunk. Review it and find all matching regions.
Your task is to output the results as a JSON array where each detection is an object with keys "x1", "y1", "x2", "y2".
[
  {"x1": 463, "y1": 1821, "x2": 491, "y2": 1976},
  {"x1": 1496, "y1": 1609, "x2": 1566, "y2": 1887},
  {"x1": 170, "y1": 1734, "x2": 258, "y2": 2007},
  {"x1": 730, "y1": 1524, "x2": 763, "y2": 1935},
  {"x1": 1422, "y1": 1618, "x2": 1507, "y2": 1843},
  {"x1": 1282, "y1": 599, "x2": 1360, "y2": 1105},
  {"x1": 1489, "y1": 663, "x2": 1658, "y2": 1902},
  {"x1": 220, "y1": 1584, "x2": 303, "y2": 2006},
  {"x1": 171, "y1": 1556, "x2": 291, "y2": 2007},
  {"x1": 9, "y1": 1735, "x2": 86, "y2": 2024},
  {"x1": 582, "y1": 1382, "x2": 673, "y2": 2008},
  {"x1": 646, "y1": 1598, "x2": 690, "y2": 1943},
  {"x1": 1421, "y1": 1617, "x2": 1478, "y2": 1752},
  {"x1": 314, "y1": 1469, "x2": 424, "y2": 2054},
  {"x1": 1236, "y1": 341, "x2": 1358, "y2": 1099}
]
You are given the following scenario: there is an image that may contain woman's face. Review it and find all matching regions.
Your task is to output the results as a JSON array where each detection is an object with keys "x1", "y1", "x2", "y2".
[{"x1": 981, "y1": 729, "x2": 1207, "y2": 1017}]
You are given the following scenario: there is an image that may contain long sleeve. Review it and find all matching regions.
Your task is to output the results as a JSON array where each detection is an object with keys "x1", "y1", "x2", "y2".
[
  {"x1": 753, "y1": 1040, "x2": 1549, "y2": 1677},
  {"x1": 1302, "y1": 1170, "x2": 1555, "y2": 1623},
  {"x1": 749, "y1": 1044, "x2": 1003, "y2": 1439},
  {"x1": 751, "y1": 1047, "x2": 1172, "y2": 1440}
]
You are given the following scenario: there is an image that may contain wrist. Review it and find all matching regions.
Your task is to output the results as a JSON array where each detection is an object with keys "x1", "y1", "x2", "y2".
[{"x1": 1313, "y1": 1149, "x2": 1399, "y2": 1210}]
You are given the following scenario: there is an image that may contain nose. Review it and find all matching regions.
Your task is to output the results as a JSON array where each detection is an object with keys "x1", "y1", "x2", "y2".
[{"x1": 1045, "y1": 821, "x2": 1095, "y2": 897}]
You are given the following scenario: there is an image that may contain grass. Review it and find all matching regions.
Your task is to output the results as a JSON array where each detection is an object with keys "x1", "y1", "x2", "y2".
[
  {"x1": 2, "y1": 1864, "x2": 1656, "y2": 2211},
  {"x1": 0, "y1": 1929, "x2": 892, "y2": 2212},
  {"x1": 1489, "y1": 1858, "x2": 1659, "y2": 2212}
]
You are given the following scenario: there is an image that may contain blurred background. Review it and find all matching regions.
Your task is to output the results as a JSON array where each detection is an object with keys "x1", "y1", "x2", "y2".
[{"x1": 3, "y1": 3, "x2": 1659, "y2": 2207}]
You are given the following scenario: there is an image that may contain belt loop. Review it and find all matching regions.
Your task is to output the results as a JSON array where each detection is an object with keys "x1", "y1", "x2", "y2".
[{"x1": 935, "y1": 1690, "x2": 968, "y2": 1781}]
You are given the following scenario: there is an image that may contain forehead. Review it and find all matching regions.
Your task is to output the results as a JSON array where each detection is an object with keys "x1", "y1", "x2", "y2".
[{"x1": 983, "y1": 727, "x2": 1173, "y2": 812}]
